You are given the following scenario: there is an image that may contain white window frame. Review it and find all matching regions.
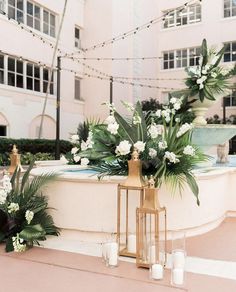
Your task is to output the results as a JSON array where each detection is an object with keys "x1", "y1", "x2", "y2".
[
  {"x1": 26, "y1": 1, "x2": 41, "y2": 31},
  {"x1": 43, "y1": 7, "x2": 56, "y2": 37},
  {"x1": 75, "y1": 26, "x2": 81, "y2": 49},
  {"x1": 8, "y1": 0, "x2": 24, "y2": 23},
  {"x1": 163, "y1": 3, "x2": 201, "y2": 29},
  {"x1": 224, "y1": 90, "x2": 236, "y2": 107},
  {"x1": 0, "y1": 54, "x2": 4, "y2": 84},
  {"x1": 74, "y1": 77, "x2": 82, "y2": 101},
  {"x1": 162, "y1": 47, "x2": 200, "y2": 70},
  {"x1": 7, "y1": 56, "x2": 24, "y2": 88},
  {"x1": 26, "y1": 62, "x2": 41, "y2": 92},
  {"x1": 0, "y1": 53, "x2": 55, "y2": 95},
  {"x1": 43, "y1": 67, "x2": 54, "y2": 95},
  {"x1": 2, "y1": 1, "x2": 56, "y2": 37},
  {"x1": 224, "y1": 0, "x2": 236, "y2": 18},
  {"x1": 223, "y1": 41, "x2": 236, "y2": 62}
]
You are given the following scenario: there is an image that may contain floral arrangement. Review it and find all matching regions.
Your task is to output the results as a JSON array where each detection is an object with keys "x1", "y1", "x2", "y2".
[
  {"x1": 0, "y1": 164, "x2": 60, "y2": 252},
  {"x1": 65, "y1": 120, "x2": 93, "y2": 166},
  {"x1": 185, "y1": 39, "x2": 236, "y2": 102},
  {"x1": 79, "y1": 98, "x2": 207, "y2": 205}
]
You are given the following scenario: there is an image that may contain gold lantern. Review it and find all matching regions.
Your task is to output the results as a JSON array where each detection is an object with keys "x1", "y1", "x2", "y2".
[
  {"x1": 117, "y1": 149, "x2": 147, "y2": 258},
  {"x1": 8, "y1": 145, "x2": 23, "y2": 174},
  {"x1": 136, "y1": 176, "x2": 167, "y2": 268}
]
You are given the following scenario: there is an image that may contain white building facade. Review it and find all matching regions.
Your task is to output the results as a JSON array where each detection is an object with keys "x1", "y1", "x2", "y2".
[
  {"x1": 0, "y1": 0, "x2": 236, "y2": 140},
  {"x1": 0, "y1": 0, "x2": 85, "y2": 139}
]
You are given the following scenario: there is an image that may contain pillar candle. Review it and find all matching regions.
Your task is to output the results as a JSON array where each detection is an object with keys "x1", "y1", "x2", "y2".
[
  {"x1": 151, "y1": 264, "x2": 163, "y2": 280},
  {"x1": 173, "y1": 250, "x2": 185, "y2": 269},
  {"x1": 172, "y1": 268, "x2": 184, "y2": 285},
  {"x1": 108, "y1": 242, "x2": 118, "y2": 266},
  {"x1": 127, "y1": 234, "x2": 136, "y2": 253}
]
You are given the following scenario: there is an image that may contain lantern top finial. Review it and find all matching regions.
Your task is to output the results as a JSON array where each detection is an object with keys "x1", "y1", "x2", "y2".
[
  {"x1": 131, "y1": 148, "x2": 139, "y2": 161},
  {"x1": 12, "y1": 144, "x2": 18, "y2": 154}
]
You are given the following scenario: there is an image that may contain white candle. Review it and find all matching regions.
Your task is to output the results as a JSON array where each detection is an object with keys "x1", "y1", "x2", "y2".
[
  {"x1": 127, "y1": 234, "x2": 136, "y2": 253},
  {"x1": 108, "y1": 242, "x2": 118, "y2": 266},
  {"x1": 148, "y1": 245, "x2": 156, "y2": 263},
  {"x1": 151, "y1": 264, "x2": 163, "y2": 280},
  {"x1": 172, "y1": 268, "x2": 184, "y2": 285},
  {"x1": 173, "y1": 251, "x2": 185, "y2": 269}
]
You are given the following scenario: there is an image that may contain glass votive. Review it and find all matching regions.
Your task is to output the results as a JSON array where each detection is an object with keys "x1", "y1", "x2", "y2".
[
  {"x1": 171, "y1": 268, "x2": 185, "y2": 286},
  {"x1": 149, "y1": 240, "x2": 164, "y2": 281},
  {"x1": 107, "y1": 241, "x2": 119, "y2": 268},
  {"x1": 101, "y1": 242, "x2": 110, "y2": 265}
]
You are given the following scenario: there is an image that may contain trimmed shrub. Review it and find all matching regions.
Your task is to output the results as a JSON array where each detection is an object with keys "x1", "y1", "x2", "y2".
[{"x1": 0, "y1": 138, "x2": 72, "y2": 165}]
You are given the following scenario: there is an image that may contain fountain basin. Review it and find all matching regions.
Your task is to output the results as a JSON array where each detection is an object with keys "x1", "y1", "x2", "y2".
[
  {"x1": 31, "y1": 161, "x2": 236, "y2": 238},
  {"x1": 192, "y1": 124, "x2": 236, "y2": 151}
]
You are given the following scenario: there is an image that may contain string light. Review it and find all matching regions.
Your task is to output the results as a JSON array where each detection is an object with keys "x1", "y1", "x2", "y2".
[
  {"x1": 63, "y1": 0, "x2": 198, "y2": 58},
  {"x1": 0, "y1": 8, "x2": 64, "y2": 55},
  {"x1": 60, "y1": 67, "x2": 182, "y2": 90}
]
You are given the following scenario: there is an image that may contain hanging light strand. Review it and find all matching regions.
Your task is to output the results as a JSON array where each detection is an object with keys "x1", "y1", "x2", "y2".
[
  {"x1": 63, "y1": 0, "x2": 199, "y2": 58},
  {"x1": 60, "y1": 67, "x2": 182, "y2": 90},
  {"x1": 0, "y1": 9, "x2": 64, "y2": 54}
]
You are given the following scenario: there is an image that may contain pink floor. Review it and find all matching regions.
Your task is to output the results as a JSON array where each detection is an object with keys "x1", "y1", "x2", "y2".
[
  {"x1": 186, "y1": 217, "x2": 236, "y2": 261},
  {"x1": 1, "y1": 245, "x2": 236, "y2": 292}
]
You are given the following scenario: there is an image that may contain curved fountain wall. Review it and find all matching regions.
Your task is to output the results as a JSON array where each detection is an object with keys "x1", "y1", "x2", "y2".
[{"x1": 31, "y1": 164, "x2": 236, "y2": 238}]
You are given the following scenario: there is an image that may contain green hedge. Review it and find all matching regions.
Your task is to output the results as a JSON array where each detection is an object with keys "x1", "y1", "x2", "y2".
[{"x1": 0, "y1": 138, "x2": 72, "y2": 165}]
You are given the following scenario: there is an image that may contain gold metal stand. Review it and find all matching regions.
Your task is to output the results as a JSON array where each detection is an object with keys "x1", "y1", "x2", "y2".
[
  {"x1": 8, "y1": 145, "x2": 23, "y2": 174},
  {"x1": 117, "y1": 149, "x2": 147, "y2": 258},
  {"x1": 136, "y1": 177, "x2": 167, "y2": 268}
]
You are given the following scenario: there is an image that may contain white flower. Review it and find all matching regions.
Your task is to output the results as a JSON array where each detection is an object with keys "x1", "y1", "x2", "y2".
[
  {"x1": 170, "y1": 97, "x2": 177, "y2": 104},
  {"x1": 155, "y1": 109, "x2": 162, "y2": 118},
  {"x1": 173, "y1": 101, "x2": 181, "y2": 110},
  {"x1": 107, "y1": 122, "x2": 119, "y2": 135},
  {"x1": 105, "y1": 115, "x2": 116, "y2": 124},
  {"x1": 134, "y1": 141, "x2": 146, "y2": 153},
  {"x1": 197, "y1": 76, "x2": 207, "y2": 85},
  {"x1": 183, "y1": 145, "x2": 196, "y2": 156},
  {"x1": 162, "y1": 109, "x2": 171, "y2": 117},
  {"x1": 148, "y1": 124, "x2": 163, "y2": 139},
  {"x1": 149, "y1": 148, "x2": 157, "y2": 159},
  {"x1": 176, "y1": 123, "x2": 193, "y2": 138},
  {"x1": 175, "y1": 117, "x2": 180, "y2": 123},
  {"x1": 115, "y1": 140, "x2": 132, "y2": 156},
  {"x1": 81, "y1": 158, "x2": 89, "y2": 166},
  {"x1": 158, "y1": 141, "x2": 167, "y2": 150},
  {"x1": 12, "y1": 234, "x2": 26, "y2": 252},
  {"x1": 8, "y1": 202, "x2": 19, "y2": 214},
  {"x1": 81, "y1": 141, "x2": 88, "y2": 151},
  {"x1": 199, "y1": 83, "x2": 204, "y2": 89},
  {"x1": 164, "y1": 151, "x2": 180, "y2": 164},
  {"x1": 70, "y1": 134, "x2": 79, "y2": 144},
  {"x1": 104, "y1": 102, "x2": 116, "y2": 113},
  {"x1": 74, "y1": 154, "x2": 81, "y2": 163},
  {"x1": 25, "y1": 210, "x2": 34, "y2": 224},
  {"x1": 86, "y1": 132, "x2": 94, "y2": 149},
  {"x1": 133, "y1": 115, "x2": 141, "y2": 125},
  {"x1": 71, "y1": 147, "x2": 79, "y2": 154},
  {"x1": 0, "y1": 189, "x2": 7, "y2": 204},
  {"x1": 165, "y1": 115, "x2": 171, "y2": 123}
]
